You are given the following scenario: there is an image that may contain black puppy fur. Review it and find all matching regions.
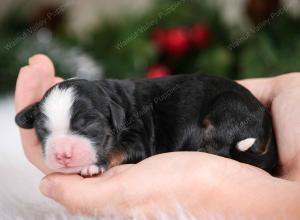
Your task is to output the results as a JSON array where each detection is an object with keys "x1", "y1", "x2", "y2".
[{"x1": 15, "y1": 75, "x2": 278, "y2": 173}]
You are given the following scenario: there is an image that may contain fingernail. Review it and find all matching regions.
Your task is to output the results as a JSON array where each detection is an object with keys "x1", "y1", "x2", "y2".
[{"x1": 40, "y1": 177, "x2": 52, "y2": 197}]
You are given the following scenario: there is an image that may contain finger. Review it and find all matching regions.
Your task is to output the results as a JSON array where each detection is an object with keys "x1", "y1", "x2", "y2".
[
  {"x1": 28, "y1": 54, "x2": 55, "y2": 76},
  {"x1": 39, "y1": 173, "x2": 115, "y2": 215},
  {"x1": 237, "y1": 77, "x2": 275, "y2": 107},
  {"x1": 15, "y1": 65, "x2": 46, "y2": 171},
  {"x1": 20, "y1": 135, "x2": 53, "y2": 174},
  {"x1": 15, "y1": 54, "x2": 57, "y2": 112},
  {"x1": 40, "y1": 174, "x2": 85, "y2": 210},
  {"x1": 15, "y1": 65, "x2": 42, "y2": 111},
  {"x1": 29, "y1": 61, "x2": 59, "y2": 96},
  {"x1": 55, "y1": 77, "x2": 64, "y2": 84}
]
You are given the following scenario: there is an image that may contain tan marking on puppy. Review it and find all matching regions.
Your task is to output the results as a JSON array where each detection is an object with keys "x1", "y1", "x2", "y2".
[
  {"x1": 258, "y1": 137, "x2": 271, "y2": 155},
  {"x1": 108, "y1": 149, "x2": 127, "y2": 168},
  {"x1": 201, "y1": 116, "x2": 215, "y2": 142},
  {"x1": 202, "y1": 116, "x2": 212, "y2": 129}
]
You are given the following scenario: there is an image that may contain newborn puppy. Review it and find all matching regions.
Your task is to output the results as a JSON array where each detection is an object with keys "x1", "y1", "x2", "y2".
[{"x1": 15, "y1": 75, "x2": 278, "y2": 176}]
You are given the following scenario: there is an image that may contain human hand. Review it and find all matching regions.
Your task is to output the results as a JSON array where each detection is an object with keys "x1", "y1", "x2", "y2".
[
  {"x1": 39, "y1": 152, "x2": 300, "y2": 218},
  {"x1": 15, "y1": 57, "x2": 300, "y2": 218},
  {"x1": 15, "y1": 54, "x2": 63, "y2": 174},
  {"x1": 37, "y1": 73, "x2": 300, "y2": 218}
]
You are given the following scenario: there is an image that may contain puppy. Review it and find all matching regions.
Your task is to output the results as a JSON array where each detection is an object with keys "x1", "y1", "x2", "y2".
[{"x1": 15, "y1": 75, "x2": 278, "y2": 176}]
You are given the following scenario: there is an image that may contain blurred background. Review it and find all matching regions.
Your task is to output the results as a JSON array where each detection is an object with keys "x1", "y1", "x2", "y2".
[
  {"x1": 1, "y1": 0, "x2": 300, "y2": 219},
  {"x1": 1, "y1": 0, "x2": 300, "y2": 94}
]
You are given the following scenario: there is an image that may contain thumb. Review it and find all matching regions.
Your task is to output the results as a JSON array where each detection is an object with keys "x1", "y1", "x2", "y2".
[
  {"x1": 40, "y1": 173, "x2": 85, "y2": 211},
  {"x1": 237, "y1": 77, "x2": 275, "y2": 107}
]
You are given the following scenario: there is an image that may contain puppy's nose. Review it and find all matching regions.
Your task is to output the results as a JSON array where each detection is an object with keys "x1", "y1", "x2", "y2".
[
  {"x1": 46, "y1": 135, "x2": 97, "y2": 170},
  {"x1": 55, "y1": 152, "x2": 73, "y2": 166}
]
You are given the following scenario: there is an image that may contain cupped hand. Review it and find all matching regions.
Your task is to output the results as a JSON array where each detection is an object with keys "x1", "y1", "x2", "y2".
[
  {"x1": 40, "y1": 152, "x2": 300, "y2": 219},
  {"x1": 39, "y1": 152, "x2": 300, "y2": 218},
  {"x1": 15, "y1": 56, "x2": 300, "y2": 218}
]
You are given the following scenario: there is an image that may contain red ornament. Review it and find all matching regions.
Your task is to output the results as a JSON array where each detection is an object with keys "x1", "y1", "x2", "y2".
[
  {"x1": 164, "y1": 28, "x2": 189, "y2": 56},
  {"x1": 151, "y1": 29, "x2": 168, "y2": 51},
  {"x1": 188, "y1": 24, "x2": 211, "y2": 48},
  {"x1": 146, "y1": 65, "x2": 170, "y2": 78},
  {"x1": 151, "y1": 27, "x2": 189, "y2": 56}
]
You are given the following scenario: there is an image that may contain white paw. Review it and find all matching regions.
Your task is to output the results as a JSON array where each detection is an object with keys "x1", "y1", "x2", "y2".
[{"x1": 80, "y1": 165, "x2": 101, "y2": 176}]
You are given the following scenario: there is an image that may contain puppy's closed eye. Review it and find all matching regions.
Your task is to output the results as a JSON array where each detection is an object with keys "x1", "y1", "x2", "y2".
[
  {"x1": 72, "y1": 113, "x2": 99, "y2": 128},
  {"x1": 84, "y1": 122, "x2": 101, "y2": 137},
  {"x1": 74, "y1": 118, "x2": 89, "y2": 128}
]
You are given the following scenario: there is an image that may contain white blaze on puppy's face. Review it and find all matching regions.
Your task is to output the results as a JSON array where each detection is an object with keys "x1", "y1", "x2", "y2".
[
  {"x1": 42, "y1": 87, "x2": 74, "y2": 134},
  {"x1": 40, "y1": 86, "x2": 98, "y2": 175}
]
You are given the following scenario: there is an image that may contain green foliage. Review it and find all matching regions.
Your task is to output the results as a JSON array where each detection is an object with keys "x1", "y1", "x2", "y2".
[
  {"x1": 83, "y1": 0, "x2": 232, "y2": 79},
  {"x1": 1, "y1": 0, "x2": 300, "y2": 94},
  {"x1": 195, "y1": 47, "x2": 234, "y2": 76},
  {"x1": 239, "y1": 14, "x2": 300, "y2": 78}
]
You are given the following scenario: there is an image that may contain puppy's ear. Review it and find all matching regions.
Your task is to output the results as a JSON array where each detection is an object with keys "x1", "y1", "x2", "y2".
[
  {"x1": 109, "y1": 101, "x2": 125, "y2": 131},
  {"x1": 15, "y1": 103, "x2": 39, "y2": 129}
]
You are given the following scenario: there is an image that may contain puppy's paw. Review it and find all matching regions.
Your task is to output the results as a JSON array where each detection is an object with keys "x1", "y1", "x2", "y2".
[{"x1": 80, "y1": 165, "x2": 105, "y2": 177}]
